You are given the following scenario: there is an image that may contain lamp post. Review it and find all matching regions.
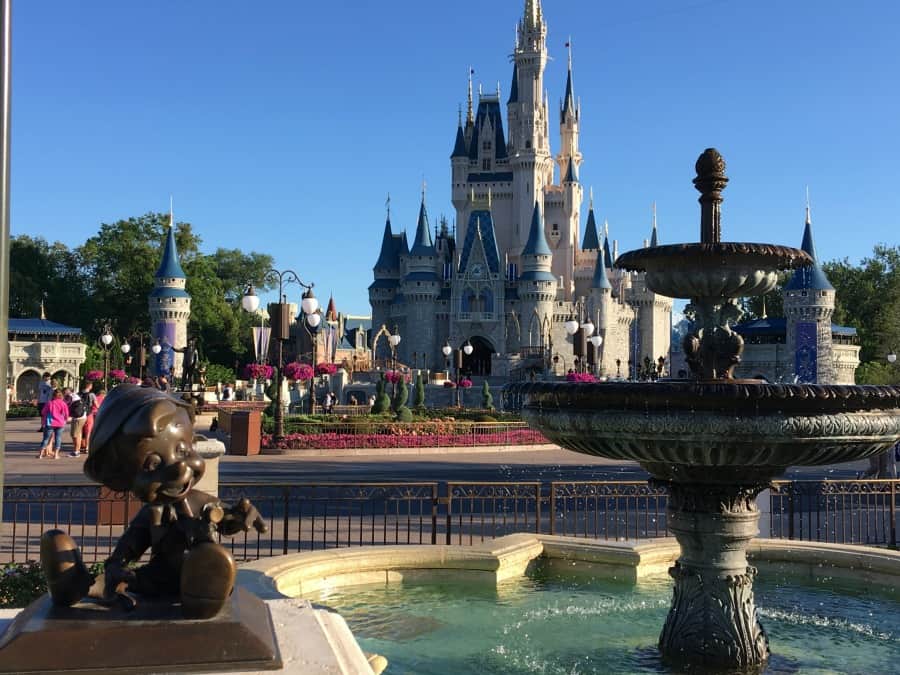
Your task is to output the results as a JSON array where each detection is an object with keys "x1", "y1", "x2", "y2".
[
  {"x1": 304, "y1": 297, "x2": 322, "y2": 415},
  {"x1": 889, "y1": 351, "x2": 897, "y2": 365},
  {"x1": 460, "y1": 341, "x2": 474, "y2": 407},
  {"x1": 99, "y1": 325, "x2": 113, "y2": 389},
  {"x1": 120, "y1": 332, "x2": 151, "y2": 380},
  {"x1": 388, "y1": 327, "x2": 401, "y2": 397},
  {"x1": 590, "y1": 334, "x2": 604, "y2": 377},
  {"x1": 242, "y1": 272, "x2": 315, "y2": 441},
  {"x1": 442, "y1": 340, "x2": 452, "y2": 378}
]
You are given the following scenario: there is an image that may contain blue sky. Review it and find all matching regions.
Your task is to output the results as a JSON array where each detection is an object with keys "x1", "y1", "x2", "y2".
[{"x1": 11, "y1": 0, "x2": 899, "y2": 315}]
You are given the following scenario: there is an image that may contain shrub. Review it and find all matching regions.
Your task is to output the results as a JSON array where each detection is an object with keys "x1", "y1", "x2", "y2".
[
  {"x1": 481, "y1": 381, "x2": 494, "y2": 410},
  {"x1": 395, "y1": 406, "x2": 414, "y2": 423},
  {"x1": 474, "y1": 414, "x2": 497, "y2": 423},
  {"x1": 371, "y1": 373, "x2": 391, "y2": 415},
  {"x1": 414, "y1": 372, "x2": 426, "y2": 410},
  {"x1": 0, "y1": 561, "x2": 104, "y2": 608},
  {"x1": 7, "y1": 404, "x2": 39, "y2": 419},
  {"x1": 205, "y1": 363, "x2": 236, "y2": 385},
  {"x1": 392, "y1": 377, "x2": 409, "y2": 412}
]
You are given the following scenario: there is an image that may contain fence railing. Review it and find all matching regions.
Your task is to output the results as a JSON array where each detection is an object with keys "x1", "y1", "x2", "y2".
[{"x1": 2, "y1": 480, "x2": 897, "y2": 563}]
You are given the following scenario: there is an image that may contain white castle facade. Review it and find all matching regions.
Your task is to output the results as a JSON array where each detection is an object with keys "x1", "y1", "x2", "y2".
[{"x1": 369, "y1": 0, "x2": 671, "y2": 379}]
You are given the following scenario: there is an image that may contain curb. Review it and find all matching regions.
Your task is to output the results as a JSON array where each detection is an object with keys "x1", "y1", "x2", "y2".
[{"x1": 257, "y1": 443, "x2": 559, "y2": 458}]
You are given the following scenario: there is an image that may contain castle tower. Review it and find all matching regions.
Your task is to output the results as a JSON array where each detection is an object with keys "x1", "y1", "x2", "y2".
[
  {"x1": 625, "y1": 205, "x2": 672, "y2": 374},
  {"x1": 368, "y1": 203, "x2": 407, "y2": 362},
  {"x1": 783, "y1": 201, "x2": 836, "y2": 383},
  {"x1": 517, "y1": 202, "x2": 556, "y2": 347},
  {"x1": 556, "y1": 42, "x2": 581, "y2": 182},
  {"x1": 399, "y1": 193, "x2": 442, "y2": 367},
  {"x1": 148, "y1": 210, "x2": 191, "y2": 377},
  {"x1": 509, "y1": 0, "x2": 554, "y2": 264}
]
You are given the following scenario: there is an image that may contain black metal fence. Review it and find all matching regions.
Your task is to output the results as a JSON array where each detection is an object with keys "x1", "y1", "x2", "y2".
[{"x1": 2, "y1": 480, "x2": 897, "y2": 563}]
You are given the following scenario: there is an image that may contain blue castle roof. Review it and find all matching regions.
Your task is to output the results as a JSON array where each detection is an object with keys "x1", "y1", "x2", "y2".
[
  {"x1": 468, "y1": 98, "x2": 508, "y2": 162},
  {"x1": 8, "y1": 318, "x2": 81, "y2": 336},
  {"x1": 784, "y1": 216, "x2": 834, "y2": 292},
  {"x1": 603, "y1": 225, "x2": 614, "y2": 268},
  {"x1": 522, "y1": 202, "x2": 551, "y2": 256},
  {"x1": 582, "y1": 207, "x2": 600, "y2": 250},
  {"x1": 507, "y1": 63, "x2": 519, "y2": 104},
  {"x1": 149, "y1": 286, "x2": 191, "y2": 299},
  {"x1": 409, "y1": 200, "x2": 436, "y2": 257},
  {"x1": 374, "y1": 217, "x2": 407, "y2": 271},
  {"x1": 451, "y1": 124, "x2": 467, "y2": 159},
  {"x1": 155, "y1": 226, "x2": 186, "y2": 279},
  {"x1": 458, "y1": 209, "x2": 502, "y2": 274},
  {"x1": 561, "y1": 62, "x2": 575, "y2": 118},
  {"x1": 563, "y1": 157, "x2": 578, "y2": 183},
  {"x1": 592, "y1": 246, "x2": 612, "y2": 289}
]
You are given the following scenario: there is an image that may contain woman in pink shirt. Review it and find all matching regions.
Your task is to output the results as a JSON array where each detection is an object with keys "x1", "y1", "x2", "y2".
[{"x1": 39, "y1": 389, "x2": 69, "y2": 459}]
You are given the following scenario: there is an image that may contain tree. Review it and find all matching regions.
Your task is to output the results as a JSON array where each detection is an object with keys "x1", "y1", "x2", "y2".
[
  {"x1": 371, "y1": 373, "x2": 391, "y2": 414},
  {"x1": 10, "y1": 235, "x2": 87, "y2": 326},
  {"x1": 392, "y1": 376, "x2": 409, "y2": 412}
]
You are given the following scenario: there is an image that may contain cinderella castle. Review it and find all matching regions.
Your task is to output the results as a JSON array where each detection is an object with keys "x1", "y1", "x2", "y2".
[{"x1": 369, "y1": 0, "x2": 672, "y2": 378}]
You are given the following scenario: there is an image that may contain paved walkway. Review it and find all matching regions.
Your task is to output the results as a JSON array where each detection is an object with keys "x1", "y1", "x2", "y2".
[{"x1": 0, "y1": 416, "x2": 875, "y2": 485}]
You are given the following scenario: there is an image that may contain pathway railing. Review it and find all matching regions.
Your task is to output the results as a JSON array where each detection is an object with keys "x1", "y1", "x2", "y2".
[{"x1": 2, "y1": 480, "x2": 897, "y2": 563}]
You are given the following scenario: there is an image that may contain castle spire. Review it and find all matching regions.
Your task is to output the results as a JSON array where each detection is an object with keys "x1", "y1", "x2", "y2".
[
  {"x1": 522, "y1": 201, "x2": 551, "y2": 256},
  {"x1": 805, "y1": 185, "x2": 811, "y2": 226},
  {"x1": 410, "y1": 189, "x2": 435, "y2": 256},
  {"x1": 650, "y1": 202, "x2": 659, "y2": 247},
  {"x1": 524, "y1": 0, "x2": 543, "y2": 29},
  {"x1": 507, "y1": 62, "x2": 519, "y2": 104},
  {"x1": 582, "y1": 195, "x2": 600, "y2": 251},
  {"x1": 466, "y1": 67, "x2": 475, "y2": 125},
  {"x1": 562, "y1": 38, "x2": 575, "y2": 119},
  {"x1": 155, "y1": 201, "x2": 186, "y2": 279},
  {"x1": 592, "y1": 240, "x2": 612, "y2": 290}
]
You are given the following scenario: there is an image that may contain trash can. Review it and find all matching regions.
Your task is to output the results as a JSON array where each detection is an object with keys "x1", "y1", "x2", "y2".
[{"x1": 229, "y1": 409, "x2": 261, "y2": 456}]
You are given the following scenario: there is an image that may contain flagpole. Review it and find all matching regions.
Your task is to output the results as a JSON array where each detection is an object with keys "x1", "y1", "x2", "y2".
[{"x1": 0, "y1": 0, "x2": 12, "y2": 513}]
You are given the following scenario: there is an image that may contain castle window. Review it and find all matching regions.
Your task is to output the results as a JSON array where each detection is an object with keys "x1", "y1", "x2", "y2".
[
  {"x1": 482, "y1": 158, "x2": 491, "y2": 171},
  {"x1": 482, "y1": 141, "x2": 492, "y2": 151}
]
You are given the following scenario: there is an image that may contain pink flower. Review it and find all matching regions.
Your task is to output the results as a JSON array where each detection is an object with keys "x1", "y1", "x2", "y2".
[
  {"x1": 243, "y1": 363, "x2": 274, "y2": 380},
  {"x1": 85, "y1": 370, "x2": 105, "y2": 382},
  {"x1": 565, "y1": 372, "x2": 598, "y2": 383},
  {"x1": 443, "y1": 381, "x2": 456, "y2": 388},
  {"x1": 284, "y1": 362, "x2": 314, "y2": 381},
  {"x1": 109, "y1": 369, "x2": 127, "y2": 382},
  {"x1": 315, "y1": 363, "x2": 338, "y2": 376},
  {"x1": 127, "y1": 376, "x2": 141, "y2": 385},
  {"x1": 459, "y1": 378, "x2": 473, "y2": 388}
]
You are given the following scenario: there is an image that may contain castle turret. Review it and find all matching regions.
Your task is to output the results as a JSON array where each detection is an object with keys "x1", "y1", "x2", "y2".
[
  {"x1": 556, "y1": 41, "x2": 581, "y2": 182},
  {"x1": 369, "y1": 204, "x2": 406, "y2": 360},
  {"x1": 400, "y1": 193, "x2": 442, "y2": 367},
  {"x1": 783, "y1": 200, "x2": 836, "y2": 383},
  {"x1": 517, "y1": 202, "x2": 555, "y2": 347},
  {"x1": 149, "y1": 208, "x2": 191, "y2": 377}
]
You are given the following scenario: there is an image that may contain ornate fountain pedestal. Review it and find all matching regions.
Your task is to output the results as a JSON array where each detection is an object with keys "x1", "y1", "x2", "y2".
[
  {"x1": 659, "y1": 481, "x2": 770, "y2": 671},
  {"x1": 512, "y1": 149, "x2": 900, "y2": 673}
]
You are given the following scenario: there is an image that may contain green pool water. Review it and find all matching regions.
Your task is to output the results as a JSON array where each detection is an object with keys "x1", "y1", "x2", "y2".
[{"x1": 310, "y1": 564, "x2": 900, "y2": 674}]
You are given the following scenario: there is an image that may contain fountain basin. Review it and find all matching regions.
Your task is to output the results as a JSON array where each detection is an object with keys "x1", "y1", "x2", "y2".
[
  {"x1": 237, "y1": 535, "x2": 900, "y2": 674},
  {"x1": 615, "y1": 242, "x2": 812, "y2": 299},
  {"x1": 515, "y1": 381, "x2": 900, "y2": 482}
]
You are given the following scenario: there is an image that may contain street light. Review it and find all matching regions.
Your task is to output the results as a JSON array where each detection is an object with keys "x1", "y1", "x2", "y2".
[
  {"x1": 462, "y1": 341, "x2": 474, "y2": 356},
  {"x1": 242, "y1": 270, "x2": 315, "y2": 441},
  {"x1": 442, "y1": 340, "x2": 452, "y2": 377},
  {"x1": 590, "y1": 334, "x2": 603, "y2": 376},
  {"x1": 389, "y1": 328, "x2": 402, "y2": 373},
  {"x1": 564, "y1": 317, "x2": 579, "y2": 336},
  {"x1": 99, "y1": 325, "x2": 113, "y2": 388},
  {"x1": 120, "y1": 332, "x2": 152, "y2": 379},
  {"x1": 889, "y1": 351, "x2": 897, "y2": 365},
  {"x1": 304, "y1": 298, "x2": 322, "y2": 415}
]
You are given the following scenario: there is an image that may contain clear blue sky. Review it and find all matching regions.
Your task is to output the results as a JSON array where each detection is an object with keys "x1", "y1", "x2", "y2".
[{"x1": 11, "y1": 0, "x2": 899, "y2": 315}]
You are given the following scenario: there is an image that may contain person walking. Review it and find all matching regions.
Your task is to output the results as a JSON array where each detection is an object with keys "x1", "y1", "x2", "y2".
[
  {"x1": 38, "y1": 389, "x2": 69, "y2": 459},
  {"x1": 37, "y1": 372, "x2": 53, "y2": 432},
  {"x1": 79, "y1": 382, "x2": 99, "y2": 450},
  {"x1": 65, "y1": 388, "x2": 87, "y2": 457}
]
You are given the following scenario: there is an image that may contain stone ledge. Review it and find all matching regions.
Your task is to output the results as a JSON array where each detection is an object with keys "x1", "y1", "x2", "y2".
[{"x1": 260, "y1": 444, "x2": 558, "y2": 457}]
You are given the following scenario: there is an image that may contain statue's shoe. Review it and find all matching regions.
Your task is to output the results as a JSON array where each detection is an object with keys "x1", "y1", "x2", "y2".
[
  {"x1": 40, "y1": 529, "x2": 94, "y2": 606},
  {"x1": 180, "y1": 542, "x2": 236, "y2": 619}
]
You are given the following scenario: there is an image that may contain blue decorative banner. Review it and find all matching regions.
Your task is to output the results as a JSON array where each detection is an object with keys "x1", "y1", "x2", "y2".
[{"x1": 795, "y1": 321, "x2": 818, "y2": 383}]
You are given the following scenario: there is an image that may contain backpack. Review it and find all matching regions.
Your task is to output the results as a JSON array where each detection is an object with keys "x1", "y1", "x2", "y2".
[{"x1": 69, "y1": 398, "x2": 85, "y2": 419}]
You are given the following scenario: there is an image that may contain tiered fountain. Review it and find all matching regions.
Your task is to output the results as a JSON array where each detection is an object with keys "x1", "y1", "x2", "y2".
[{"x1": 514, "y1": 149, "x2": 900, "y2": 672}]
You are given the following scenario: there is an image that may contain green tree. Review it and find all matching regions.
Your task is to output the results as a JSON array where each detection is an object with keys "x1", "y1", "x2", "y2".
[
  {"x1": 392, "y1": 376, "x2": 409, "y2": 412},
  {"x1": 9, "y1": 235, "x2": 86, "y2": 326},
  {"x1": 371, "y1": 373, "x2": 391, "y2": 414}
]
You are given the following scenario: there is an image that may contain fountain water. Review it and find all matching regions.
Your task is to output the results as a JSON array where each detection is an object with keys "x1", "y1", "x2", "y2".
[{"x1": 513, "y1": 149, "x2": 900, "y2": 672}]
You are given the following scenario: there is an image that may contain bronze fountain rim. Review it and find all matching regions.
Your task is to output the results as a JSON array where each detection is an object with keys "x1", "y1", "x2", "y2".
[
  {"x1": 615, "y1": 242, "x2": 812, "y2": 272},
  {"x1": 509, "y1": 380, "x2": 900, "y2": 414}
]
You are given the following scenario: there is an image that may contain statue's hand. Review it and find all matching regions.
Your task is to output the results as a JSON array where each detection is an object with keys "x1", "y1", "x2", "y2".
[{"x1": 227, "y1": 497, "x2": 268, "y2": 534}]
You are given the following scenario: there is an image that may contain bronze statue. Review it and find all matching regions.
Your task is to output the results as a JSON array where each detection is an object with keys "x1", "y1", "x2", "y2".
[
  {"x1": 173, "y1": 336, "x2": 199, "y2": 390},
  {"x1": 40, "y1": 384, "x2": 267, "y2": 620}
]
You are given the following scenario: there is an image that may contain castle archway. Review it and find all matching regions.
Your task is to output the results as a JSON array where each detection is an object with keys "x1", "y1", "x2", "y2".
[{"x1": 461, "y1": 336, "x2": 494, "y2": 376}]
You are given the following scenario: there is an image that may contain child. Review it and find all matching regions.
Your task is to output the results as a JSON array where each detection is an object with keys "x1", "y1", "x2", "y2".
[{"x1": 38, "y1": 389, "x2": 69, "y2": 459}]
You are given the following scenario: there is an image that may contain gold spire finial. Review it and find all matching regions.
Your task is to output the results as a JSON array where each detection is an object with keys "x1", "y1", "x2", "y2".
[
  {"x1": 386, "y1": 193, "x2": 391, "y2": 220},
  {"x1": 487, "y1": 187, "x2": 492, "y2": 209},
  {"x1": 169, "y1": 195, "x2": 174, "y2": 229},
  {"x1": 567, "y1": 36, "x2": 572, "y2": 70},
  {"x1": 589, "y1": 186, "x2": 594, "y2": 210},
  {"x1": 652, "y1": 201, "x2": 657, "y2": 229},
  {"x1": 467, "y1": 67, "x2": 474, "y2": 124},
  {"x1": 422, "y1": 176, "x2": 427, "y2": 202},
  {"x1": 40, "y1": 298, "x2": 46, "y2": 320},
  {"x1": 805, "y1": 186, "x2": 811, "y2": 225}
]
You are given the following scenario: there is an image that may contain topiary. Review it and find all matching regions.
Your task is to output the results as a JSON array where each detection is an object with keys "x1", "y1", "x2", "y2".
[
  {"x1": 392, "y1": 376, "x2": 409, "y2": 412},
  {"x1": 414, "y1": 372, "x2": 426, "y2": 410},
  {"x1": 481, "y1": 381, "x2": 494, "y2": 410},
  {"x1": 474, "y1": 414, "x2": 497, "y2": 423},
  {"x1": 371, "y1": 373, "x2": 391, "y2": 415},
  {"x1": 395, "y1": 405, "x2": 414, "y2": 423}
]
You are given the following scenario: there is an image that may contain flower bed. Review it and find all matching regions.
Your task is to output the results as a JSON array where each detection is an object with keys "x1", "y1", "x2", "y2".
[{"x1": 262, "y1": 427, "x2": 548, "y2": 451}]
